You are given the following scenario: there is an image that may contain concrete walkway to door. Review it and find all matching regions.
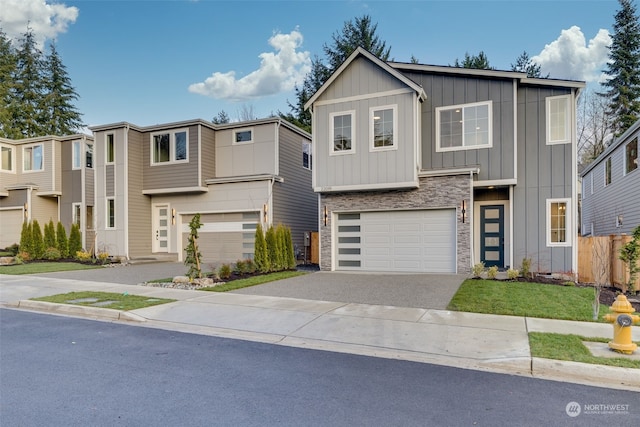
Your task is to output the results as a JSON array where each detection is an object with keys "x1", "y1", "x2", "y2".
[{"x1": 232, "y1": 271, "x2": 468, "y2": 310}]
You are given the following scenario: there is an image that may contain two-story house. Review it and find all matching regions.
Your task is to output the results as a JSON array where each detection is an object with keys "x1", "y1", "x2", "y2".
[
  {"x1": 0, "y1": 134, "x2": 95, "y2": 250},
  {"x1": 89, "y1": 118, "x2": 316, "y2": 264},
  {"x1": 581, "y1": 118, "x2": 639, "y2": 236},
  {"x1": 305, "y1": 47, "x2": 584, "y2": 274}
]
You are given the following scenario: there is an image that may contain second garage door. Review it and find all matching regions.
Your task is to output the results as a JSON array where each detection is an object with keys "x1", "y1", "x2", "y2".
[
  {"x1": 335, "y1": 209, "x2": 456, "y2": 273},
  {"x1": 0, "y1": 208, "x2": 24, "y2": 249}
]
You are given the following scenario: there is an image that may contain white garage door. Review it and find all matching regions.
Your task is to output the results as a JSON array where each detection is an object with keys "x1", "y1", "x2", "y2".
[
  {"x1": 0, "y1": 208, "x2": 24, "y2": 249},
  {"x1": 335, "y1": 209, "x2": 456, "y2": 273}
]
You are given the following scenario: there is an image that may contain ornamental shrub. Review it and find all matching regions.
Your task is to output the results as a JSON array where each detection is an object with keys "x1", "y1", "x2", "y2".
[
  {"x1": 56, "y1": 222, "x2": 68, "y2": 258},
  {"x1": 506, "y1": 268, "x2": 519, "y2": 280},
  {"x1": 19, "y1": 221, "x2": 33, "y2": 258},
  {"x1": 31, "y1": 220, "x2": 44, "y2": 259},
  {"x1": 265, "y1": 225, "x2": 278, "y2": 272},
  {"x1": 283, "y1": 225, "x2": 296, "y2": 270},
  {"x1": 254, "y1": 223, "x2": 269, "y2": 273},
  {"x1": 42, "y1": 247, "x2": 61, "y2": 260},
  {"x1": 487, "y1": 265, "x2": 499, "y2": 280},
  {"x1": 218, "y1": 263, "x2": 232, "y2": 280},
  {"x1": 69, "y1": 223, "x2": 82, "y2": 257},
  {"x1": 471, "y1": 262, "x2": 485, "y2": 278},
  {"x1": 44, "y1": 219, "x2": 56, "y2": 249}
]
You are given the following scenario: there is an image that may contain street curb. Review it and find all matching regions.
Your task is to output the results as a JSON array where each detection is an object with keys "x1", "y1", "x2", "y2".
[
  {"x1": 531, "y1": 357, "x2": 640, "y2": 392},
  {"x1": 14, "y1": 300, "x2": 147, "y2": 323}
]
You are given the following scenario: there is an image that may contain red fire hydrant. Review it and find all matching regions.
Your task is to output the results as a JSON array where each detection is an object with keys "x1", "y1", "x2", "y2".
[{"x1": 603, "y1": 295, "x2": 640, "y2": 354}]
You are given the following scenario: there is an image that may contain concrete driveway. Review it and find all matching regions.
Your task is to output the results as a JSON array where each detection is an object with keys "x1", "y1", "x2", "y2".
[{"x1": 30, "y1": 262, "x2": 467, "y2": 310}]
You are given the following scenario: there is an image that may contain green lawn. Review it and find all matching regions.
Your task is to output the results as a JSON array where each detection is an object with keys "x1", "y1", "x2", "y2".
[
  {"x1": 201, "y1": 270, "x2": 307, "y2": 292},
  {"x1": 447, "y1": 279, "x2": 609, "y2": 321},
  {"x1": 0, "y1": 262, "x2": 102, "y2": 275},
  {"x1": 32, "y1": 291, "x2": 175, "y2": 311}
]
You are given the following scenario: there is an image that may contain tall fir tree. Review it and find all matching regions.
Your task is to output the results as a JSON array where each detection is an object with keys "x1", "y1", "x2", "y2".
[
  {"x1": 600, "y1": 0, "x2": 640, "y2": 136},
  {"x1": 41, "y1": 43, "x2": 83, "y2": 135},
  {"x1": 12, "y1": 28, "x2": 45, "y2": 138},
  {"x1": 0, "y1": 28, "x2": 17, "y2": 138}
]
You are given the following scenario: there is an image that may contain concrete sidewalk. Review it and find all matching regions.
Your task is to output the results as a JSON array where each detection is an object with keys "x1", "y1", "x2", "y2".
[{"x1": 1, "y1": 273, "x2": 639, "y2": 392}]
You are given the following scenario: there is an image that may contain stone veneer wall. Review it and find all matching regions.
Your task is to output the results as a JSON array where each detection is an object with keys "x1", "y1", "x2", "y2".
[{"x1": 319, "y1": 175, "x2": 472, "y2": 273}]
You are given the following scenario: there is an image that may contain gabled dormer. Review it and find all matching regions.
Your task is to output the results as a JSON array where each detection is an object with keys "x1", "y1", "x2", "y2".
[{"x1": 305, "y1": 47, "x2": 426, "y2": 192}]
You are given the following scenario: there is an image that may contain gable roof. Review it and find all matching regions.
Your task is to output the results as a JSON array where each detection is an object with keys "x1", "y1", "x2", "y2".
[
  {"x1": 304, "y1": 47, "x2": 427, "y2": 111},
  {"x1": 581, "y1": 117, "x2": 640, "y2": 176}
]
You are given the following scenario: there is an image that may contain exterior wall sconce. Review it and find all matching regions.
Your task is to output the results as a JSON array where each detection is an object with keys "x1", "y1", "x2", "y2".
[
  {"x1": 461, "y1": 200, "x2": 466, "y2": 223},
  {"x1": 171, "y1": 208, "x2": 176, "y2": 225},
  {"x1": 323, "y1": 206, "x2": 328, "y2": 226},
  {"x1": 263, "y1": 204, "x2": 268, "y2": 223}
]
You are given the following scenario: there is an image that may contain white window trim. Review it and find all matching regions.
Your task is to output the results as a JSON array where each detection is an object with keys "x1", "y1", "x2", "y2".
[
  {"x1": 106, "y1": 197, "x2": 115, "y2": 229},
  {"x1": 0, "y1": 144, "x2": 15, "y2": 173},
  {"x1": 72, "y1": 141, "x2": 82, "y2": 170},
  {"x1": 22, "y1": 143, "x2": 44, "y2": 172},
  {"x1": 604, "y1": 157, "x2": 612, "y2": 187},
  {"x1": 369, "y1": 104, "x2": 398, "y2": 152},
  {"x1": 435, "y1": 100, "x2": 493, "y2": 152},
  {"x1": 150, "y1": 128, "x2": 189, "y2": 165},
  {"x1": 546, "y1": 198, "x2": 571, "y2": 247},
  {"x1": 302, "y1": 141, "x2": 312, "y2": 170},
  {"x1": 72, "y1": 202, "x2": 82, "y2": 228},
  {"x1": 330, "y1": 110, "x2": 356, "y2": 156},
  {"x1": 106, "y1": 133, "x2": 115, "y2": 164},
  {"x1": 232, "y1": 127, "x2": 254, "y2": 145},
  {"x1": 624, "y1": 138, "x2": 638, "y2": 176},
  {"x1": 545, "y1": 95, "x2": 571, "y2": 145}
]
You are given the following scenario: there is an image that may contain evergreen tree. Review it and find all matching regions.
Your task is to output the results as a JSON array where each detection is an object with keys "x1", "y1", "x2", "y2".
[
  {"x1": 0, "y1": 28, "x2": 17, "y2": 138},
  {"x1": 19, "y1": 220, "x2": 33, "y2": 257},
  {"x1": 44, "y1": 219, "x2": 57, "y2": 249},
  {"x1": 56, "y1": 221, "x2": 69, "y2": 258},
  {"x1": 68, "y1": 223, "x2": 82, "y2": 257},
  {"x1": 265, "y1": 225, "x2": 278, "y2": 272},
  {"x1": 453, "y1": 51, "x2": 494, "y2": 70},
  {"x1": 600, "y1": 0, "x2": 640, "y2": 136},
  {"x1": 284, "y1": 226, "x2": 296, "y2": 270},
  {"x1": 211, "y1": 110, "x2": 230, "y2": 124},
  {"x1": 253, "y1": 223, "x2": 269, "y2": 273},
  {"x1": 40, "y1": 43, "x2": 83, "y2": 135},
  {"x1": 31, "y1": 220, "x2": 44, "y2": 259},
  {"x1": 280, "y1": 15, "x2": 390, "y2": 132},
  {"x1": 184, "y1": 213, "x2": 203, "y2": 279},
  {"x1": 11, "y1": 28, "x2": 45, "y2": 138},
  {"x1": 511, "y1": 51, "x2": 548, "y2": 78}
]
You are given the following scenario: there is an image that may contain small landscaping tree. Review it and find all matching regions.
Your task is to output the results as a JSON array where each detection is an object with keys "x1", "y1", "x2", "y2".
[
  {"x1": 68, "y1": 223, "x2": 82, "y2": 258},
  {"x1": 184, "y1": 213, "x2": 203, "y2": 280},
  {"x1": 592, "y1": 236, "x2": 610, "y2": 319},
  {"x1": 284, "y1": 226, "x2": 296, "y2": 269},
  {"x1": 265, "y1": 225, "x2": 278, "y2": 271},
  {"x1": 619, "y1": 225, "x2": 640, "y2": 291},
  {"x1": 43, "y1": 219, "x2": 56, "y2": 249},
  {"x1": 254, "y1": 223, "x2": 269, "y2": 273},
  {"x1": 19, "y1": 220, "x2": 33, "y2": 258},
  {"x1": 56, "y1": 221, "x2": 69, "y2": 258},
  {"x1": 31, "y1": 220, "x2": 44, "y2": 259}
]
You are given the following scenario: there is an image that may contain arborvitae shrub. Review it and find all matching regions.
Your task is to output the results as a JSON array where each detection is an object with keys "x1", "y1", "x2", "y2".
[
  {"x1": 44, "y1": 219, "x2": 56, "y2": 249},
  {"x1": 56, "y1": 222, "x2": 68, "y2": 258},
  {"x1": 265, "y1": 225, "x2": 278, "y2": 272},
  {"x1": 254, "y1": 223, "x2": 269, "y2": 273},
  {"x1": 19, "y1": 221, "x2": 33, "y2": 258},
  {"x1": 68, "y1": 223, "x2": 82, "y2": 257},
  {"x1": 31, "y1": 220, "x2": 44, "y2": 259}
]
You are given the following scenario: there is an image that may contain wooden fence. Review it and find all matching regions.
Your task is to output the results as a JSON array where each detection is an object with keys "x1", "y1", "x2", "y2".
[{"x1": 578, "y1": 235, "x2": 640, "y2": 291}]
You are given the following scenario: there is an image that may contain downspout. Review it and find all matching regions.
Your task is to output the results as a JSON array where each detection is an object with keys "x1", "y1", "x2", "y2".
[
  {"x1": 123, "y1": 124, "x2": 130, "y2": 261},
  {"x1": 571, "y1": 88, "x2": 579, "y2": 280},
  {"x1": 469, "y1": 170, "x2": 475, "y2": 268}
]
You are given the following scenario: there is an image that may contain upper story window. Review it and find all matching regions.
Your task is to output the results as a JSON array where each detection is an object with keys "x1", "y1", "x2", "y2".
[
  {"x1": 151, "y1": 129, "x2": 188, "y2": 165},
  {"x1": 86, "y1": 143, "x2": 93, "y2": 168},
  {"x1": 370, "y1": 105, "x2": 397, "y2": 151},
  {"x1": 547, "y1": 198, "x2": 571, "y2": 247},
  {"x1": 605, "y1": 157, "x2": 612, "y2": 186},
  {"x1": 1, "y1": 145, "x2": 14, "y2": 172},
  {"x1": 330, "y1": 110, "x2": 355, "y2": 155},
  {"x1": 302, "y1": 141, "x2": 312, "y2": 170},
  {"x1": 436, "y1": 101, "x2": 492, "y2": 152},
  {"x1": 625, "y1": 137, "x2": 638, "y2": 175},
  {"x1": 233, "y1": 128, "x2": 253, "y2": 144},
  {"x1": 106, "y1": 134, "x2": 115, "y2": 163},
  {"x1": 23, "y1": 144, "x2": 43, "y2": 171},
  {"x1": 74, "y1": 141, "x2": 93, "y2": 169},
  {"x1": 546, "y1": 95, "x2": 571, "y2": 145}
]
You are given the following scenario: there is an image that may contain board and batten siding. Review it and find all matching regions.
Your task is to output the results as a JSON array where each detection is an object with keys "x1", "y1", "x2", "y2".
[
  {"x1": 142, "y1": 124, "x2": 200, "y2": 191},
  {"x1": 582, "y1": 132, "x2": 640, "y2": 236},
  {"x1": 513, "y1": 86, "x2": 574, "y2": 273},
  {"x1": 215, "y1": 123, "x2": 277, "y2": 177},
  {"x1": 403, "y1": 72, "x2": 515, "y2": 180},
  {"x1": 272, "y1": 125, "x2": 317, "y2": 252},
  {"x1": 127, "y1": 128, "x2": 152, "y2": 258},
  {"x1": 313, "y1": 57, "x2": 419, "y2": 190}
]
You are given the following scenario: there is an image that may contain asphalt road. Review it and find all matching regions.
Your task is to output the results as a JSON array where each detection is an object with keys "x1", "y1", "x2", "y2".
[{"x1": 2, "y1": 309, "x2": 638, "y2": 427}]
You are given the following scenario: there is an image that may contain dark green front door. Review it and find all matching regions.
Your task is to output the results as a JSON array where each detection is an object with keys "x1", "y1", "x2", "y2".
[{"x1": 480, "y1": 205, "x2": 504, "y2": 268}]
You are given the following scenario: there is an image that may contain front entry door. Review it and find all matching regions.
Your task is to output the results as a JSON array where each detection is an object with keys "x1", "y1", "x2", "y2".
[
  {"x1": 480, "y1": 205, "x2": 504, "y2": 268},
  {"x1": 153, "y1": 205, "x2": 170, "y2": 253}
]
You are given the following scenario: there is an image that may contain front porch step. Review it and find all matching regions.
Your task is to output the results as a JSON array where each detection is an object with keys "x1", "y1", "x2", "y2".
[{"x1": 127, "y1": 254, "x2": 179, "y2": 264}]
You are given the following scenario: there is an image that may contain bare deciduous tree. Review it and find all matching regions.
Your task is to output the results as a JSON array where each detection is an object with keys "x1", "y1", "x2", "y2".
[
  {"x1": 591, "y1": 236, "x2": 611, "y2": 320},
  {"x1": 578, "y1": 89, "x2": 612, "y2": 167}
]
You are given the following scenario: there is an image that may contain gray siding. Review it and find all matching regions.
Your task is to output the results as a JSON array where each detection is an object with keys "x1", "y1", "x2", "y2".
[
  {"x1": 127, "y1": 129, "x2": 152, "y2": 257},
  {"x1": 272, "y1": 126, "x2": 317, "y2": 254},
  {"x1": 582, "y1": 133, "x2": 640, "y2": 236},
  {"x1": 201, "y1": 125, "x2": 216, "y2": 180},
  {"x1": 402, "y1": 72, "x2": 515, "y2": 180},
  {"x1": 513, "y1": 86, "x2": 574, "y2": 273},
  {"x1": 0, "y1": 188, "x2": 27, "y2": 207},
  {"x1": 143, "y1": 124, "x2": 200, "y2": 190}
]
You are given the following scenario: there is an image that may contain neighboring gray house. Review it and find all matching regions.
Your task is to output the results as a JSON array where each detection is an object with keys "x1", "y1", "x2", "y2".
[
  {"x1": 89, "y1": 118, "x2": 316, "y2": 264},
  {"x1": 581, "y1": 118, "x2": 639, "y2": 236},
  {"x1": 305, "y1": 47, "x2": 584, "y2": 274},
  {"x1": 0, "y1": 134, "x2": 95, "y2": 250}
]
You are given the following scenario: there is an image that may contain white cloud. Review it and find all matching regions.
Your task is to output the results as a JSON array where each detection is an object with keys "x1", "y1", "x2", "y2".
[
  {"x1": 0, "y1": 0, "x2": 78, "y2": 45},
  {"x1": 188, "y1": 29, "x2": 311, "y2": 101},
  {"x1": 532, "y1": 26, "x2": 611, "y2": 83}
]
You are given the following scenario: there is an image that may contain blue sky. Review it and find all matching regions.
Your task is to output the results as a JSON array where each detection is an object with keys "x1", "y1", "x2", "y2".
[{"x1": 1, "y1": 0, "x2": 618, "y2": 128}]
